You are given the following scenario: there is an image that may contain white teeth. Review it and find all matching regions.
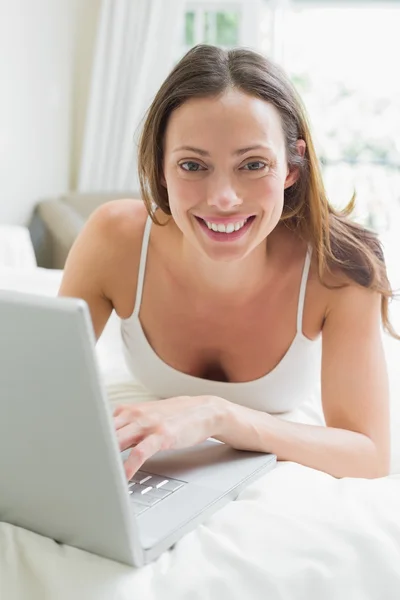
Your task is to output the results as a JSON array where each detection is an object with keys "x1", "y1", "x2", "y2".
[{"x1": 205, "y1": 219, "x2": 248, "y2": 233}]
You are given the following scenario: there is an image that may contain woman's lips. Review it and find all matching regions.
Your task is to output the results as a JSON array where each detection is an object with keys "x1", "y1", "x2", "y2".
[{"x1": 195, "y1": 215, "x2": 256, "y2": 242}]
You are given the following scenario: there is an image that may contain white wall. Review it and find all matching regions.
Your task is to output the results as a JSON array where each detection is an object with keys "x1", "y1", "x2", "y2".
[{"x1": 0, "y1": 0, "x2": 100, "y2": 225}]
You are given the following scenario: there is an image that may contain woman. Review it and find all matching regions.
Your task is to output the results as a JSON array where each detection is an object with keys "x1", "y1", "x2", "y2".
[{"x1": 59, "y1": 44, "x2": 396, "y2": 480}]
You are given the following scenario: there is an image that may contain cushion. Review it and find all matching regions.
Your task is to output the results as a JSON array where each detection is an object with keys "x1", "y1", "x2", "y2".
[{"x1": 0, "y1": 225, "x2": 37, "y2": 269}]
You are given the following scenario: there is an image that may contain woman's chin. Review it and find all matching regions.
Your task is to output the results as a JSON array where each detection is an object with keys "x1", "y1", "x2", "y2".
[{"x1": 197, "y1": 240, "x2": 254, "y2": 263}]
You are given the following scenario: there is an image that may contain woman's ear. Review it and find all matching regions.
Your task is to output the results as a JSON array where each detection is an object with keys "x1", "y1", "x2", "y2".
[{"x1": 284, "y1": 139, "x2": 306, "y2": 189}]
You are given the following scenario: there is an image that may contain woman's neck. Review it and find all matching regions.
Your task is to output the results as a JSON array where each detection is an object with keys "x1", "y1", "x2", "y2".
[{"x1": 175, "y1": 226, "x2": 287, "y2": 306}]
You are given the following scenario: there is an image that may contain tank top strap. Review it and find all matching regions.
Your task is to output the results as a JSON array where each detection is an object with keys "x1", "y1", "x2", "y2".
[
  {"x1": 296, "y1": 245, "x2": 312, "y2": 334},
  {"x1": 132, "y1": 214, "x2": 152, "y2": 318}
]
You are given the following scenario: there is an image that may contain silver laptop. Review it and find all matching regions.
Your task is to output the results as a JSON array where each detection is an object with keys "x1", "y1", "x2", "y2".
[{"x1": 0, "y1": 290, "x2": 276, "y2": 567}]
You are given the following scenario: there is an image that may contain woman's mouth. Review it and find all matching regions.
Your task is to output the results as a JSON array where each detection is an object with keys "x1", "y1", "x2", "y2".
[{"x1": 194, "y1": 215, "x2": 256, "y2": 242}]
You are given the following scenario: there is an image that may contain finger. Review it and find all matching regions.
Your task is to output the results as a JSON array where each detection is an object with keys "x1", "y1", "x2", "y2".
[
  {"x1": 112, "y1": 404, "x2": 125, "y2": 418},
  {"x1": 113, "y1": 411, "x2": 133, "y2": 430},
  {"x1": 116, "y1": 422, "x2": 147, "y2": 451},
  {"x1": 124, "y1": 433, "x2": 163, "y2": 480}
]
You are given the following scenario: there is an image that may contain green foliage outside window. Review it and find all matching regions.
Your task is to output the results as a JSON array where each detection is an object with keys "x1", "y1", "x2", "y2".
[
  {"x1": 185, "y1": 10, "x2": 239, "y2": 47},
  {"x1": 185, "y1": 12, "x2": 195, "y2": 46}
]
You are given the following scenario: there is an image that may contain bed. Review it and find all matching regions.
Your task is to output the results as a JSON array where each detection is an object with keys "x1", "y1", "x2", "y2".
[{"x1": 1, "y1": 225, "x2": 400, "y2": 599}]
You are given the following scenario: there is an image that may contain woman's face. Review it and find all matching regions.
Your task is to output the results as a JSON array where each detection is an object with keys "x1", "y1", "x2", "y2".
[{"x1": 162, "y1": 89, "x2": 304, "y2": 262}]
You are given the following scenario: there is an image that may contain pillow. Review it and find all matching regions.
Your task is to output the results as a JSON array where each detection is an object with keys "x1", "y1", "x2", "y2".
[{"x1": 0, "y1": 225, "x2": 37, "y2": 269}]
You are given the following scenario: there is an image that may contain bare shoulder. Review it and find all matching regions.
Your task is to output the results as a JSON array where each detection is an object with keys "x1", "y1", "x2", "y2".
[
  {"x1": 73, "y1": 198, "x2": 149, "y2": 284},
  {"x1": 280, "y1": 227, "x2": 377, "y2": 335},
  {"x1": 90, "y1": 198, "x2": 149, "y2": 244},
  {"x1": 87, "y1": 199, "x2": 151, "y2": 310},
  {"x1": 324, "y1": 276, "x2": 381, "y2": 323},
  {"x1": 59, "y1": 198, "x2": 150, "y2": 336},
  {"x1": 308, "y1": 244, "x2": 382, "y2": 332}
]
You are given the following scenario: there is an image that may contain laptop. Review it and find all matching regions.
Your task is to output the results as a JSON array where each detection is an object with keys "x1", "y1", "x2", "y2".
[{"x1": 0, "y1": 290, "x2": 276, "y2": 567}]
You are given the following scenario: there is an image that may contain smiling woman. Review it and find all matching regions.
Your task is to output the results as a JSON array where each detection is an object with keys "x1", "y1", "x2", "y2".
[
  {"x1": 139, "y1": 45, "x2": 392, "y2": 308},
  {"x1": 60, "y1": 44, "x2": 397, "y2": 480}
]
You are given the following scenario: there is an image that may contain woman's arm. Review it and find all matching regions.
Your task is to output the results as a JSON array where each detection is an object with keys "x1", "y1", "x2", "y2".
[
  {"x1": 215, "y1": 285, "x2": 391, "y2": 479},
  {"x1": 58, "y1": 205, "x2": 113, "y2": 339}
]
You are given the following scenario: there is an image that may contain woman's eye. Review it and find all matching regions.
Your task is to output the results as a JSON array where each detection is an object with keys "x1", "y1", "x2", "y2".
[
  {"x1": 242, "y1": 161, "x2": 267, "y2": 171},
  {"x1": 180, "y1": 161, "x2": 205, "y2": 172}
]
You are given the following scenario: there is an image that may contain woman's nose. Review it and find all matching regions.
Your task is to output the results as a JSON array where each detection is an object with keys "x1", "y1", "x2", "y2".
[{"x1": 206, "y1": 177, "x2": 242, "y2": 210}]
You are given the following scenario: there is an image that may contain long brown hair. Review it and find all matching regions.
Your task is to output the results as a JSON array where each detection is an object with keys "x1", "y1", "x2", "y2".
[{"x1": 138, "y1": 44, "x2": 398, "y2": 339}]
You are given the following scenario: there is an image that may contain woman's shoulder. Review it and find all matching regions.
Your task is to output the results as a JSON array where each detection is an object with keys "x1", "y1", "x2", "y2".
[
  {"x1": 278, "y1": 226, "x2": 364, "y2": 316},
  {"x1": 82, "y1": 198, "x2": 152, "y2": 314},
  {"x1": 89, "y1": 198, "x2": 149, "y2": 240}
]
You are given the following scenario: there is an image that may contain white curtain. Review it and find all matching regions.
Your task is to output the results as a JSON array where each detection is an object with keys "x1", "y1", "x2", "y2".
[{"x1": 78, "y1": 0, "x2": 186, "y2": 192}]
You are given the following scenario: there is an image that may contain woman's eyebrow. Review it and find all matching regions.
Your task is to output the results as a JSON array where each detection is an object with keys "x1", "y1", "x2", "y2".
[
  {"x1": 172, "y1": 145, "x2": 210, "y2": 156},
  {"x1": 233, "y1": 144, "x2": 275, "y2": 156},
  {"x1": 172, "y1": 144, "x2": 276, "y2": 157}
]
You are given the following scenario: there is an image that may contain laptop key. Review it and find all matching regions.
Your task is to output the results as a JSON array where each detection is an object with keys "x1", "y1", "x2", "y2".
[
  {"x1": 144, "y1": 474, "x2": 185, "y2": 492},
  {"x1": 128, "y1": 472, "x2": 186, "y2": 503},
  {"x1": 130, "y1": 494, "x2": 159, "y2": 507},
  {"x1": 130, "y1": 471, "x2": 153, "y2": 485},
  {"x1": 144, "y1": 487, "x2": 171, "y2": 500},
  {"x1": 155, "y1": 479, "x2": 184, "y2": 492},
  {"x1": 129, "y1": 483, "x2": 157, "y2": 495},
  {"x1": 129, "y1": 486, "x2": 160, "y2": 506}
]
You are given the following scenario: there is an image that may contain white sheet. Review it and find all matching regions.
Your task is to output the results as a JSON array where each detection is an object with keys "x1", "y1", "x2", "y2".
[
  {"x1": 1, "y1": 465, "x2": 400, "y2": 600},
  {"x1": 1, "y1": 266, "x2": 400, "y2": 599}
]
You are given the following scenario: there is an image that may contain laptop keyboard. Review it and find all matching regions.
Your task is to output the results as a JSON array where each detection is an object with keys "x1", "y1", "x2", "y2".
[{"x1": 128, "y1": 470, "x2": 187, "y2": 516}]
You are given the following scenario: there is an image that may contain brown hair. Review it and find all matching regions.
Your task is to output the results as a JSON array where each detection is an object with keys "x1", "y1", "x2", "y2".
[{"x1": 138, "y1": 44, "x2": 398, "y2": 339}]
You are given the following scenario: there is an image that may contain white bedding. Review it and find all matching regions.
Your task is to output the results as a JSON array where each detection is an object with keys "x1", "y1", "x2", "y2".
[{"x1": 1, "y1": 264, "x2": 400, "y2": 599}]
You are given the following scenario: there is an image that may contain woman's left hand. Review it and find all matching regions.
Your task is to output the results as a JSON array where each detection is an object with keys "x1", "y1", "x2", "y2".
[{"x1": 113, "y1": 395, "x2": 226, "y2": 480}]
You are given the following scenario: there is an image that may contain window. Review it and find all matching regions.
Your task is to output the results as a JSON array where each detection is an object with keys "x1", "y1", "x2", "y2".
[
  {"x1": 281, "y1": 3, "x2": 400, "y2": 233},
  {"x1": 182, "y1": 0, "x2": 263, "y2": 53},
  {"x1": 180, "y1": 0, "x2": 400, "y2": 235}
]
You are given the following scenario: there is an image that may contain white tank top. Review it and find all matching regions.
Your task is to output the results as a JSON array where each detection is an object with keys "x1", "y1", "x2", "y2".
[{"x1": 121, "y1": 216, "x2": 322, "y2": 416}]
